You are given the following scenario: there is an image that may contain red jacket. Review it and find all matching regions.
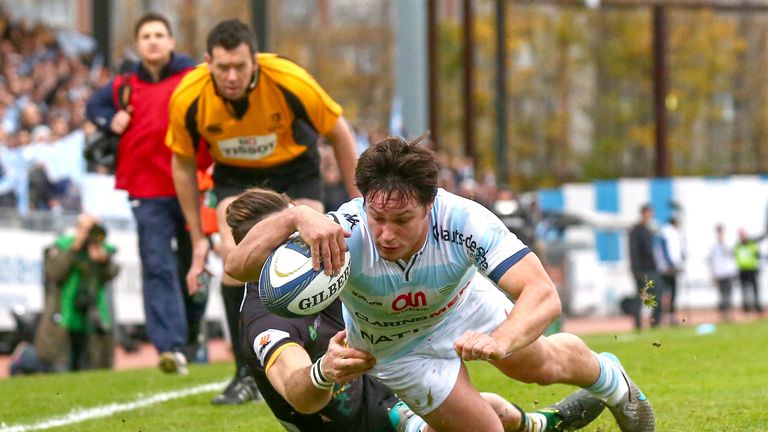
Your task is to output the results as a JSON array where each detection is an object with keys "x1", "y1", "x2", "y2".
[{"x1": 87, "y1": 53, "x2": 202, "y2": 198}]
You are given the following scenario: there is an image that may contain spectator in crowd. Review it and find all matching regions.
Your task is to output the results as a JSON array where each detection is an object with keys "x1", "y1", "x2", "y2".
[
  {"x1": 85, "y1": 12, "x2": 198, "y2": 375},
  {"x1": 166, "y1": 19, "x2": 358, "y2": 404},
  {"x1": 734, "y1": 229, "x2": 763, "y2": 314},
  {"x1": 654, "y1": 215, "x2": 685, "y2": 325},
  {"x1": 709, "y1": 224, "x2": 738, "y2": 322},
  {"x1": 44, "y1": 213, "x2": 119, "y2": 370},
  {"x1": 0, "y1": 129, "x2": 28, "y2": 210},
  {"x1": 628, "y1": 204, "x2": 663, "y2": 330},
  {"x1": 0, "y1": 8, "x2": 104, "y2": 215}
]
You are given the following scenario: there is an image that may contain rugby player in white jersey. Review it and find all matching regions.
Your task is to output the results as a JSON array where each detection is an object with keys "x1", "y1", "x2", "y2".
[
  {"x1": 226, "y1": 187, "x2": 605, "y2": 432},
  {"x1": 227, "y1": 136, "x2": 655, "y2": 432}
]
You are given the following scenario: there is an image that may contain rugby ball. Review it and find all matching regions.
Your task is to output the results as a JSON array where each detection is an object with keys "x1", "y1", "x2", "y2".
[{"x1": 259, "y1": 235, "x2": 351, "y2": 318}]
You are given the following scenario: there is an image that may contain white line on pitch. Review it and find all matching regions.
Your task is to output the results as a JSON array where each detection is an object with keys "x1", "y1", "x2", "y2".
[{"x1": 0, "y1": 380, "x2": 229, "y2": 432}]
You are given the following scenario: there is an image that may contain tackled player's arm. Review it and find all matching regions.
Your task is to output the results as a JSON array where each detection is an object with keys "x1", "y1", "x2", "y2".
[
  {"x1": 491, "y1": 253, "x2": 562, "y2": 356},
  {"x1": 225, "y1": 206, "x2": 349, "y2": 281},
  {"x1": 324, "y1": 116, "x2": 360, "y2": 199}
]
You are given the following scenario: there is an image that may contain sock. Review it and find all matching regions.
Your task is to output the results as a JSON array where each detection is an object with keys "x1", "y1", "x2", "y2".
[
  {"x1": 523, "y1": 412, "x2": 547, "y2": 432},
  {"x1": 221, "y1": 283, "x2": 249, "y2": 378},
  {"x1": 512, "y1": 403, "x2": 551, "y2": 432},
  {"x1": 403, "y1": 416, "x2": 427, "y2": 432},
  {"x1": 585, "y1": 352, "x2": 629, "y2": 406}
]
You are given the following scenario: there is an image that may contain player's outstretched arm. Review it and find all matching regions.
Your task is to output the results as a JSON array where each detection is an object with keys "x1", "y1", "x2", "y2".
[
  {"x1": 490, "y1": 253, "x2": 562, "y2": 356},
  {"x1": 225, "y1": 205, "x2": 349, "y2": 281},
  {"x1": 265, "y1": 330, "x2": 375, "y2": 414},
  {"x1": 454, "y1": 253, "x2": 561, "y2": 361},
  {"x1": 266, "y1": 344, "x2": 333, "y2": 414}
]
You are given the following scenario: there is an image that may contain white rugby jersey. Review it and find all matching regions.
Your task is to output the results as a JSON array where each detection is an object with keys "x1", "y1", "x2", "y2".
[{"x1": 328, "y1": 188, "x2": 531, "y2": 360}]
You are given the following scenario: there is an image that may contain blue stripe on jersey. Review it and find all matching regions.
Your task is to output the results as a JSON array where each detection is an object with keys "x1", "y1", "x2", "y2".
[{"x1": 487, "y1": 247, "x2": 531, "y2": 284}]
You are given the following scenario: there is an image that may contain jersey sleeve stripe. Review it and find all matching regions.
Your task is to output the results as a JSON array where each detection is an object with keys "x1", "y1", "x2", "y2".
[
  {"x1": 264, "y1": 342, "x2": 302, "y2": 374},
  {"x1": 487, "y1": 247, "x2": 532, "y2": 284},
  {"x1": 185, "y1": 97, "x2": 202, "y2": 152}
]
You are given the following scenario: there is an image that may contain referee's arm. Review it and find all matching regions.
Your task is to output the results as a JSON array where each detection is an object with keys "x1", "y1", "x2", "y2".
[{"x1": 324, "y1": 116, "x2": 360, "y2": 199}]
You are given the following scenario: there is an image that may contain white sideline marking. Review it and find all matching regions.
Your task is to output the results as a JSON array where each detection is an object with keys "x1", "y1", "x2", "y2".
[{"x1": 0, "y1": 380, "x2": 229, "y2": 432}]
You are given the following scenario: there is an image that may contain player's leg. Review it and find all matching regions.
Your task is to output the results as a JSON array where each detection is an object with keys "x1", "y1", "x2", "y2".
[
  {"x1": 390, "y1": 387, "x2": 604, "y2": 432},
  {"x1": 492, "y1": 334, "x2": 654, "y2": 432},
  {"x1": 421, "y1": 363, "x2": 504, "y2": 432}
]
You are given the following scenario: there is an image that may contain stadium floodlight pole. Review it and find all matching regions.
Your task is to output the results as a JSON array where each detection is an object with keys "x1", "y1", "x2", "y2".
[
  {"x1": 462, "y1": 0, "x2": 476, "y2": 166},
  {"x1": 250, "y1": 0, "x2": 269, "y2": 52},
  {"x1": 652, "y1": 5, "x2": 670, "y2": 177},
  {"x1": 92, "y1": 0, "x2": 111, "y2": 69},
  {"x1": 495, "y1": 0, "x2": 509, "y2": 187},
  {"x1": 428, "y1": 0, "x2": 439, "y2": 151}
]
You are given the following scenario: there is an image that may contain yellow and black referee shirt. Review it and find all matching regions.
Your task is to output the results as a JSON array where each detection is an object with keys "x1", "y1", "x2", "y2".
[{"x1": 166, "y1": 53, "x2": 342, "y2": 169}]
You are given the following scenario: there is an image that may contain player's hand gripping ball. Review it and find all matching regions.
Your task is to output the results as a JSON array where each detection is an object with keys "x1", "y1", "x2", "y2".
[{"x1": 259, "y1": 235, "x2": 350, "y2": 318}]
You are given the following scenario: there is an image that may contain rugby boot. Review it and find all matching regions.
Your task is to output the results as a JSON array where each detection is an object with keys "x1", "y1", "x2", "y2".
[{"x1": 601, "y1": 352, "x2": 655, "y2": 432}]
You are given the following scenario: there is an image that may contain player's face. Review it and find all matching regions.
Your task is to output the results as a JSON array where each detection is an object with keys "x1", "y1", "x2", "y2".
[
  {"x1": 135, "y1": 21, "x2": 174, "y2": 66},
  {"x1": 365, "y1": 192, "x2": 433, "y2": 262},
  {"x1": 206, "y1": 43, "x2": 258, "y2": 101}
]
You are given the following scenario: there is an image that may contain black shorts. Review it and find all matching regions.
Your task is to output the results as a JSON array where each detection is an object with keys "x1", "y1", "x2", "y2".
[{"x1": 212, "y1": 151, "x2": 324, "y2": 203}]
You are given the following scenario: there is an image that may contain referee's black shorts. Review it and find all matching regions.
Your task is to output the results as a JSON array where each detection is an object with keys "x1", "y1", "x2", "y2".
[{"x1": 212, "y1": 150, "x2": 324, "y2": 204}]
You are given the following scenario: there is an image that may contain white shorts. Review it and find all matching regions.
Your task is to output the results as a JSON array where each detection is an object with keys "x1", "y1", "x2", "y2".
[{"x1": 366, "y1": 278, "x2": 513, "y2": 415}]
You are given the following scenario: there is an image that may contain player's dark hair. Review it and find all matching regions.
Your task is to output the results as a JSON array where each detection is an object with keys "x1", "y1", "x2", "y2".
[
  {"x1": 227, "y1": 188, "x2": 290, "y2": 245},
  {"x1": 355, "y1": 132, "x2": 438, "y2": 207},
  {"x1": 134, "y1": 12, "x2": 172, "y2": 39},
  {"x1": 206, "y1": 19, "x2": 258, "y2": 55}
]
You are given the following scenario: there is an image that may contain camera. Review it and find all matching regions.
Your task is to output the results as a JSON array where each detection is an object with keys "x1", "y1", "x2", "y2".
[
  {"x1": 84, "y1": 129, "x2": 119, "y2": 172},
  {"x1": 87, "y1": 224, "x2": 107, "y2": 245}
]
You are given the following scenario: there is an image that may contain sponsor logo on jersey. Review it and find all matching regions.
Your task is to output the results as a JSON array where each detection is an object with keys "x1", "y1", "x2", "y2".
[
  {"x1": 391, "y1": 291, "x2": 428, "y2": 312},
  {"x1": 218, "y1": 133, "x2": 277, "y2": 160},
  {"x1": 297, "y1": 265, "x2": 350, "y2": 311},
  {"x1": 359, "y1": 326, "x2": 432, "y2": 345},
  {"x1": 431, "y1": 224, "x2": 489, "y2": 270},
  {"x1": 253, "y1": 329, "x2": 290, "y2": 366},
  {"x1": 342, "y1": 213, "x2": 359, "y2": 230},
  {"x1": 353, "y1": 282, "x2": 469, "y2": 329},
  {"x1": 351, "y1": 290, "x2": 383, "y2": 306}
]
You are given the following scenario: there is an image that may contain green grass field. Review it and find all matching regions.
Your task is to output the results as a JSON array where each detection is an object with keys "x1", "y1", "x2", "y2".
[{"x1": 1, "y1": 319, "x2": 766, "y2": 431}]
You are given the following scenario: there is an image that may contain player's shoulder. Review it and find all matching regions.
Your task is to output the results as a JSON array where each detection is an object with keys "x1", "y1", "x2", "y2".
[
  {"x1": 258, "y1": 53, "x2": 322, "y2": 91},
  {"x1": 433, "y1": 188, "x2": 477, "y2": 219},
  {"x1": 329, "y1": 198, "x2": 365, "y2": 227},
  {"x1": 170, "y1": 63, "x2": 210, "y2": 111}
]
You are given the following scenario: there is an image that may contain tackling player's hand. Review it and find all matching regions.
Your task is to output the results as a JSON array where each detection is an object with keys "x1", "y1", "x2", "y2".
[
  {"x1": 322, "y1": 330, "x2": 376, "y2": 384},
  {"x1": 454, "y1": 331, "x2": 506, "y2": 361}
]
